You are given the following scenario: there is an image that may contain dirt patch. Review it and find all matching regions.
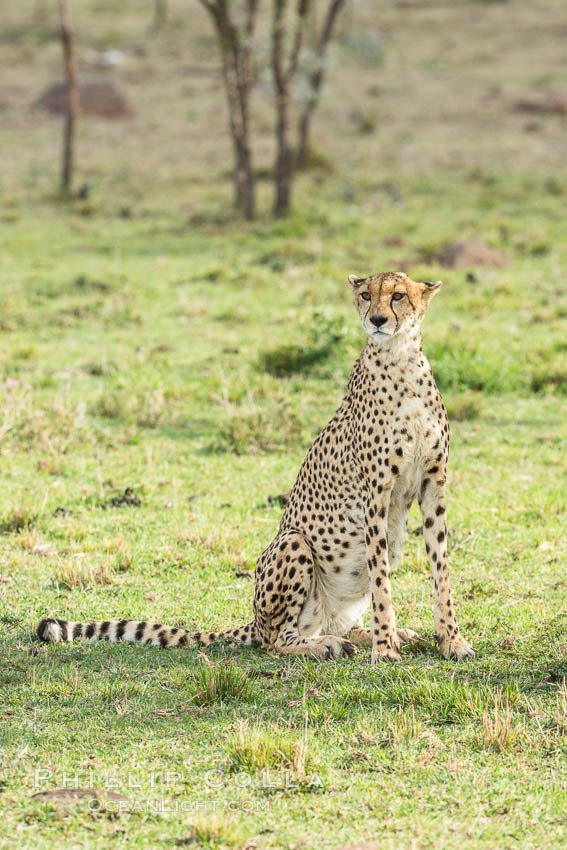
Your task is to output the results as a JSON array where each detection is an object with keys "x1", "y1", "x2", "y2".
[
  {"x1": 33, "y1": 78, "x2": 133, "y2": 120},
  {"x1": 31, "y1": 788, "x2": 129, "y2": 815},
  {"x1": 384, "y1": 235, "x2": 408, "y2": 247},
  {"x1": 336, "y1": 844, "x2": 380, "y2": 850},
  {"x1": 267, "y1": 491, "x2": 290, "y2": 507},
  {"x1": 100, "y1": 487, "x2": 142, "y2": 509}
]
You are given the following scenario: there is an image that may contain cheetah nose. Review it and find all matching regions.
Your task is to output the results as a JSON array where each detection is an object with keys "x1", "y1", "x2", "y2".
[{"x1": 370, "y1": 315, "x2": 388, "y2": 329}]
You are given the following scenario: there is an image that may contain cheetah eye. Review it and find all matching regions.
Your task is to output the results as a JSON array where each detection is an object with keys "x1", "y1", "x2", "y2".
[
  {"x1": 392, "y1": 292, "x2": 405, "y2": 302},
  {"x1": 360, "y1": 292, "x2": 371, "y2": 302}
]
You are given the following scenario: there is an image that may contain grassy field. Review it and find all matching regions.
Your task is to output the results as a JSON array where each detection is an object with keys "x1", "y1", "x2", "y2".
[{"x1": 1, "y1": 1, "x2": 567, "y2": 848}]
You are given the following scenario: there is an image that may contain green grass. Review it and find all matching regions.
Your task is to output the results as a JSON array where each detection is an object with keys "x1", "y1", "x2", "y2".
[{"x1": 1, "y1": 1, "x2": 567, "y2": 848}]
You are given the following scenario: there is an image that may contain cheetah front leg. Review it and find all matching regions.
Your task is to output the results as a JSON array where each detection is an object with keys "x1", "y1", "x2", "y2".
[
  {"x1": 347, "y1": 486, "x2": 419, "y2": 652},
  {"x1": 419, "y1": 472, "x2": 474, "y2": 660},
  {"x1": 363, "y1": 488, "x2": 402, "y2": 663}
]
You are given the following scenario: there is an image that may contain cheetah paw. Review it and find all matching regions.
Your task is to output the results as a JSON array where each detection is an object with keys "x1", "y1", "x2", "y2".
[
  {"x1": 396, "y1": 627, "x2": 420, "y2": 645},
  {"x1": 371, "y1": 633, "x2": 402, "y2": 663},
  {"x1": 437, "y1": 633, "x2": 474, "y2": 661},
  {"x1": 312, "y1": 636, "x2": 357, "y2": 661},
  {"x1": 371, "y1": 646, "x2": 402, "y2": 663}
]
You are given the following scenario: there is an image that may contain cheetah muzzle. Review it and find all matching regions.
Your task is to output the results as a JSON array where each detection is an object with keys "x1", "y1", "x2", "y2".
[{"x1": 37, "y1": 271, "x2": 474, "y2": 664}]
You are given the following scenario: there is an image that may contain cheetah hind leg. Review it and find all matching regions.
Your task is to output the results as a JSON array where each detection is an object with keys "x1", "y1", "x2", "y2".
[
  {"x1": 194, "y1": 622, "x2": 261, "y2": 648},
  {"x1": 255, "y1": 530, "x2": 356, "y2": 661},
  {"x1": 347, "y1": 626, "x2": 420, "y2": 647}
]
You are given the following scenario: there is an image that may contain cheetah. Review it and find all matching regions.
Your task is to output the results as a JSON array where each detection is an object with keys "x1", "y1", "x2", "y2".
[{"x1": 38, "y1": 271, "x2": 473, "y2": 663}]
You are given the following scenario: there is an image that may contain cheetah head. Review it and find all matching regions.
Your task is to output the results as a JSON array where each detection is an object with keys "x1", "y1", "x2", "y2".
[{"x1": 348, "y1": 271, "x2": 442, "y2": 343}]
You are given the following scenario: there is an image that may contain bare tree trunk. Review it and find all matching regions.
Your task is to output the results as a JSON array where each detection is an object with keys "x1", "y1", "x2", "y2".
[
  {"x1": 296, "y1": 0, "x2": 345, "y2": 169},
  {"x1": 33, "y1": 0, "x2": 48, "y2": 24},
  {"x1": 271, "y1": 0, "x2": 310, "y2": 218},
  {"x1": 150, "y1": 0, "x2": 167, "y2": 32},
  {"x1": 219, "y1": 29, "x2": 256, "y2": 220},
  {"x1": 296, "y1": 103, "x2": 312, "y2": 169},
  {"x1": 273, "y1": 93, "x2": 293, "y2": 218},
  {"x1": 59, "y1": 0, "x2": 79, "y2": 194},
  {"x1": 199, "y1": 1, "x2": 258, "y2": 220}
]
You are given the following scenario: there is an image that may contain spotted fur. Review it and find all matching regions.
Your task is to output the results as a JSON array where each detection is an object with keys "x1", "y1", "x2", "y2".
[{"x1": 38, "y1": 272, "x2": 473, "y2": 663}]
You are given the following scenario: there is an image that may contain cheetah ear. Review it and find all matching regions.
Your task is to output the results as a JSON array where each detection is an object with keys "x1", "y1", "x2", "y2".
[
  {"x1": 420, "y1": 280, "x2": 443, "y2": 300},
  {"x1": 348, "y1": 274, "x2": 366, "y2": 287}
]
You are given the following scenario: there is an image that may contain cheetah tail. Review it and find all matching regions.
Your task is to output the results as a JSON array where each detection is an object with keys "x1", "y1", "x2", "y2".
[
  {"x1": 194, "y1": 622, "x2": 261, "y2": 648},
  {"x1": 37, "y1": 617, "x2": 194, "y2": 648}
]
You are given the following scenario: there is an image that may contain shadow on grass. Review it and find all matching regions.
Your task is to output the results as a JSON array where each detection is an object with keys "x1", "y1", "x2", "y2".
[{"x1": 21, "y1": 612, "x2": 566, "y2": 699}]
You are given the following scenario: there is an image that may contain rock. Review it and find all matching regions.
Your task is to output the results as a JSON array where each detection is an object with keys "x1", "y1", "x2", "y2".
[
  {"x1": 33, "y1": 78, "x2": 132, "y2": 120},
  {"x1": 434, "y1": 239, "x2": 505, "y2": 269},
  {"x1": 513, "y1": 96, "x2": 567, "y2": 116}
]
